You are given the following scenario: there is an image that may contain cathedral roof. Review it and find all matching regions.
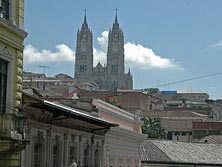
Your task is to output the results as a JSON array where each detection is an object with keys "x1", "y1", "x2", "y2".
[{"x1": 95, "y1": 62, "x2": 103, "y2": 68}]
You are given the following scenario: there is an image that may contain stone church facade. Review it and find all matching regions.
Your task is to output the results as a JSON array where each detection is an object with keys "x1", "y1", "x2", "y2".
[{"x1": 74, "y1": 13, "x2": 133, "y2": 90}]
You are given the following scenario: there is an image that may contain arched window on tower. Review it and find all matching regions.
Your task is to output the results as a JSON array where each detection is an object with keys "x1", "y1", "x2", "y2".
[
  {"x1": 79, "y1": 65, "x2": 87, "y2": 73},
  {"x1": 111, "y1": 65, "x2": 118, "y2": 74}
]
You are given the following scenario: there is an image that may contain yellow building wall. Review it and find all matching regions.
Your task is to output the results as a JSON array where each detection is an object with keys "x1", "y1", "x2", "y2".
[{"x1": 0, "y1": 0, "x2": 27, "y2": 166}]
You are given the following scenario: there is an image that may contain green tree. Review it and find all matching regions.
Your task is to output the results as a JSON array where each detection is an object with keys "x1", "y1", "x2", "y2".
[{"x1": 142, "y1": 117, "x2": 166, "y2": 139}]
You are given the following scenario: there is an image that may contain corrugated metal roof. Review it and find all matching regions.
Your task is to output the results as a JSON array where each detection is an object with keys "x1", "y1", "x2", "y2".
[
  {"x1": 141, "y1": 140, "x2": 222, "y2": 165},
  {"x1": 199, "y1": 135, "x2": 222, "y2": 144},
  {"x1": 44, "y1": 100, "x2": 118, "y2": 127}
]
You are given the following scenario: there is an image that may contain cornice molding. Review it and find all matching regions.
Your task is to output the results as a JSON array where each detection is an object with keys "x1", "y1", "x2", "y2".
[{"x1": 0, "y1": 17, "x2": 27, "y2": 39}]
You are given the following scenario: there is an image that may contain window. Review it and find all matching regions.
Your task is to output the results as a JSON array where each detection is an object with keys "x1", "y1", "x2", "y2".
[
  {"x1": 53, "y1": 136, "x2": 60, "y2": 167},
  {"x1": 52, "y1": 145, "x2": 59, "y2": 167},
  {"x1": 1, "y1": 0, "x2": 10, "y2": 20},
  {"x1": 0, "y1": 58, "x2": 8, "y2": 113},
  {"x1": 69, "y1": 146, "x2": 77, "y2": 164},
  {"x1": 80, "y1": 65, "x2": 87, "y2": 73},
  {"x1": 111, "y1": 65, "x2": 118, "y2": 74},
  {"x1": 118, "y1": 158, "x2": 123, "y2": 167},
  {"x1": 33, "y1": 143, "x2": 41, "y2": 167},
  {"x1": 95, "y1": 148, "x2": 100, "y2": 167},
  {"x1": 181, "y1": 132, "x2": 187, "y2": 136},
  {"x1": 80, "y1": 54, "x2": 86, "y2": 60},
  {"x1": 83, "y1": 145, "x2": 90, "y2": 166}
]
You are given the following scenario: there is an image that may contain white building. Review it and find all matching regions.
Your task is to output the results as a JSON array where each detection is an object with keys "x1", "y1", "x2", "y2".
[{"x1": 93, "y1": 99, "x2": 146, "y2": 167}]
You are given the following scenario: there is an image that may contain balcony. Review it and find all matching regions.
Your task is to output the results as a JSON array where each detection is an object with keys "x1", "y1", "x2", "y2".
[{"x1": 0, "y1": 112, "x2": 29, "y2": 142}]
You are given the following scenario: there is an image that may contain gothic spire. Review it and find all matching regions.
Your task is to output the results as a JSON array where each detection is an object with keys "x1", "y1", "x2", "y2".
[
  {"x1": 112, "y1": 8, "x2": 119, "y2": 29},
  {"x1": 115, "y1": 8, "x2": 118, "y2": 24},
  {"x1": 84, "y1": 9, "x2": 87, "y2": 24},
  {"x1": 128, "y1": 68, "x2": 131, "y2": 75},
  {"x1": 81, "y1": 9, "x2": 88, "y2": 29}
]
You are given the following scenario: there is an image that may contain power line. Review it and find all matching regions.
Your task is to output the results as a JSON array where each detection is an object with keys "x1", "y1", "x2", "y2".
[{"x1": 156, "y1": 72, "x2": 222, "y2": 87}]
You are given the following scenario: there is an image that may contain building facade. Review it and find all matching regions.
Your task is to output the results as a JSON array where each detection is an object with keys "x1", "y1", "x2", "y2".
[
  {"x1": 71, "y1": 89, "x2": 151, "y2": 113},
  {"x1": 160, "y1": 90, "x2": 209, "y2": 103},
  {"x1": 93, "y1": 99, "x2": 145, "y2": 167},
  {"x1": 0, "y1": 0, "x2": 28, "y2": 166},
  {"x1": 74, "y1": 13, "x2": 133, "y2": 90},
  {"x1": 143, "y1": 110, "x2": 209, "y2": 142},
  {"x1": 22, "y1": 92, "x2": 116, "y2": 167},
  {"x1": 192, "y1": 122, "x2": 222, "y2": 139}
]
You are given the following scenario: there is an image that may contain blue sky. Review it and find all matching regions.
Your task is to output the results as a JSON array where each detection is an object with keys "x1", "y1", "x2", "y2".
[{"x1": 24, "y1": 0, "x2": 222, "y2": 99}]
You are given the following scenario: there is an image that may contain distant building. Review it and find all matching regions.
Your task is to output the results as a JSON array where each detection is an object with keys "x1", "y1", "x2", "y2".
[
  {"x1": 0, "y1": 0, "x2": 28, "y2": 166},
  {"x1": 141, "y1": 140, "x2": 222, "y2": 166},
  {"x1": 159, "y1": 90, "x2": 209, "y2": 103},
  {"x1": 207, "y1": 99, "x2": 222, "y2": 121},
  {"x1": 192, "y1": 122, "x2": 222, "y2": 139},
  {"x1": 143, "y1": 110, "x2": 209, "y2": 141},
  {"x1": 23, "y1": 72, "x2": 77, "y2": 95},
  {"x1": 74, "y1": 12, "x2": 133, "y2": 90},
  {"x1": 72, "y1": 89, "x2": 151, "y2": 113},
  {"x1": 23, "y1": 71, "x2": 46, "y2": 80}
]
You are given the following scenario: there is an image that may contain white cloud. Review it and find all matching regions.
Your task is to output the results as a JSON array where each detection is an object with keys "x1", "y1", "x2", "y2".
[
  {"x1": 93, "y1": 31, "x2": 182, "y2": 70},
  {"x1": 93, "y1": 48, "x2": 106, "y2": 66},
  {"x1": 124, "y1": 42, "x2": 181, "y2": 69},
  {"x1": 92, "y1": 31, "x2": 108, "y2": 66},
  {"x1": 24, "y1": 31, "x2": 182, "y2": 70},
  {"x1": 212, "y1": 41, "x2": 222, "y2": 48},
  {"x1": 24, "y1": 44, "x2": 75, "y2": 64},
  {"x1": 97, "y1": 31, "x2": 108, "y2": 52}
]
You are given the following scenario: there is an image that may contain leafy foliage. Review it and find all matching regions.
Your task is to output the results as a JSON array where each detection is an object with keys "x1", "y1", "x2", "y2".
[{"x1": 142, "y1": 117, "x2": 166, "y2": 139}]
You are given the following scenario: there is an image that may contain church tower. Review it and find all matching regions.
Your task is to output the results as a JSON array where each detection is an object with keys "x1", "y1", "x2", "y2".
[
  {"x1": 107, "y1": 11, "x2": 125, "y2": 76},
  {"x1": 75, "y1": 11, "x2": 93, "y2": 82},
  {"x1": 74, "y1": 12, "x2": 133, "y2": 90}
]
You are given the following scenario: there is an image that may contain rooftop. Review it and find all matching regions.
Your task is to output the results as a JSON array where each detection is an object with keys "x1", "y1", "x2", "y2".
[
  {"x1": 198, "y1": 135, "x2": 222, "y2": 144},
  {"x1": 141, "y1": 140, "x2": 222, "y2": 165},
  {"x1": 177, "y1": 90, "x2": 208, "y2": 94},
  {"x1": 143, "y1": 111, "x2": 209, "y2": 118}
]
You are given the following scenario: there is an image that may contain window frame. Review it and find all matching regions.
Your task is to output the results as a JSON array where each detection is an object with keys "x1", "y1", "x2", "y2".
[
  {"x1": 0, "y1": 58, "x2": 8, "y2": 113},
  {"x1": 79, "y1": 65, "x2": 87, "y2": 73},
  {"x1": 0, "y1": 0, "x2": 10, "y2": 20}
]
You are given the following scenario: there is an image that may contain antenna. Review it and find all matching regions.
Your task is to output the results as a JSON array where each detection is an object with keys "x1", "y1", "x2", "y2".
[{"x1": 38, "y1": 66, "x2": 50, "y2": 76}]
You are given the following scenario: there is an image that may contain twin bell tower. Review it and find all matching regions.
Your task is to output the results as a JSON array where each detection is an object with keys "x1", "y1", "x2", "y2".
[{"x1": 74, "y1": 10, "x2": 133, "y2": 90}]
